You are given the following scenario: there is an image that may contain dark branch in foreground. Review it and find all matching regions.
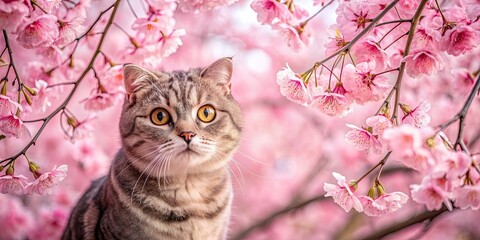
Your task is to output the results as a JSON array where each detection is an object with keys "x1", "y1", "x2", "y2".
[
  {"x1": 361, "y1": 206, "x2": 449, "y2": 240},
  {"x1": 231, "y1": 195, "x2": 326, "y2": 240}
]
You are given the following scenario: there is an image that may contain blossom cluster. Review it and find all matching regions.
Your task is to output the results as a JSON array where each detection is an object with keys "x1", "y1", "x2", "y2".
[{"x1": 271, "y1": 0, "x2": 480, "y2": 217}]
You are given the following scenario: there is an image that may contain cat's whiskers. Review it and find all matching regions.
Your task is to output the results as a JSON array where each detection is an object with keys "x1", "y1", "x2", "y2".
[
  {"x1": 116, "y1": 145, "x2": 160, "y2": 178},
  {"x1": 130, "y1": 153, "x2": 164, "y2": 204},
  {"x1": 212, "y1": 152, "x2": 245, "y2": 200}
]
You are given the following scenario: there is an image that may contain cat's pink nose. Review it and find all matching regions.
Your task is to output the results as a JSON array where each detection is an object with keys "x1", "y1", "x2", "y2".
[{"x1": 179, "y1": 131, "x2": 196, "y2": 144}]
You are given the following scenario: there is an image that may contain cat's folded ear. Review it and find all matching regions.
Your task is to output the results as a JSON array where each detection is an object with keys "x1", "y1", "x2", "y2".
[
  {"x1": 200, "y1": 57, "x2": 233, "y2": 95},
  {"x1": 123, "y1": 64, "x2": 157, "y2": 95}
]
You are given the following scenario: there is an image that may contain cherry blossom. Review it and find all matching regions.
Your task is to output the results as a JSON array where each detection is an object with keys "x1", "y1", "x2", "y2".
[
  {"x1": 324, "y1": 172, "x2": 363, "y2": 212},
  {"x1": 176, "y1": 0, "x2": 238, "y2": 12},
  {"x1": 352, "y1": 38, "x2": 390, "y2": 72},
  {"x1": 55, "y1": 17, "x2": 86, "y2": 47},
  {"x1": 279, "y1": 23, "x2": 312, "y2": 51},
  {"x1": 336, "y1": 1, "x2": 381, "y2": 40},
  {"x1": 0, "y1": 95, "x2": 22, "y2": 117},
  {"x1": 403, "y1": 48, "x2": 444, "y2": 79},
  {"x1": 276, "y1": 64, "x2": 310, "y2": 105},
  {"x1": 366, "y1": 115, "x2": 392, "y2": 136},
  {"x1": 411, "y1": 176, "x2": 453, "y2": 211},
  {"x1": 310, "y1": 83, "x2": 352, "y2": 117},
  {"x1": 324, "y1": 26, "x2": 348, "y2": 55},
  {"x1": 451, "y1": 68, "x2": 475, "y2": 94},
  {"x1": 345, "y1": 123, "x2": 383, "y2": 154},
  {"x1": 25, "y1": 165, "x2": 68, "y2": 195},
  {"x1": 0, "y1": 174, "x2": 28, "y2": 194},
  {"x1": 0, "y1": 196, "x2": 33, "y2": 240},
  {"x1": 0, "y1": 114, "x2": 31, "y2": 138},
  {"x1": 460, "y1": 0, "x2": 480, "y2": 20},
  {"x1": 16, "y1": 14, "x2": 60, "y2": 49},
  {"x1": 401, "y1": 101, "x2": 431, "y2": 128},
  {"x1": 81, "y1": 90, "x2": 124, "y2": 112},
  {"x1": 250, "y1": 0, "x2": 293, "y2": 25},
  {"x1": 440, "y1": 24, "x2": 480, "y2": 56},
  {"x1": 0, "y1": 0, "x2": 29, "y2": 33},
  {"x1": 359, "y1": 192, "x2": 409, "y2": 217},
  {"x1": 66, "y1": 114, "x2": 97, "y2": 142},
  {"x1": 32, "y1": 80, "x2": 53, "y2": 113},
  {"x1": 157, "y1": 29, "x2": 186, "y2": 57},
  {"x1": 132, "y1": 16, "x2": 176, "y2": 39},
  {"x1": 343, "y1": 63, "x2": 391, "y2": 104},
  {"x1": 453, "y1": 184, "x2": 480, "y2": 210}
]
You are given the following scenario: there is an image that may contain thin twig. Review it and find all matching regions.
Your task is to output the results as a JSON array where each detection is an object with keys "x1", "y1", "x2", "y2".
[
  {"x1": 231, "y1": 195, "x2": 327, "y2": 240},
  {"x1": 301, "y1": 0, "x2": 335, "y2": 25},
  {"x1": 391, "y1": 0, "x2": 429, "y2": 125},
  {"x1": 361, "y1": 206, "x2": 449, "y2": 240},
  {"x1": 311, "y1": 0, "x2": 401, "y2": 69},
  {"x1": 0, "y1": 0, "x2": 122, "y2": 166}
]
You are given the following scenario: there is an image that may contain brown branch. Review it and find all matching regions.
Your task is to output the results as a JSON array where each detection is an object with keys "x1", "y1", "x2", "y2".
[
  {"x1": 361, "y1": 206, "x2": 449, "y2": 240},
  {"x1": 308, "y1": 0, "x2": 401, "y2": 70},
  {"x1": 391, "y1": 0, "x2": 429, "y2": 125},
  {"x1": 231, "y1": 195, "x2": 327, "y2": 240},
  {"x1": 0, "y1": 0, "x2": 122, "y2": 166}
]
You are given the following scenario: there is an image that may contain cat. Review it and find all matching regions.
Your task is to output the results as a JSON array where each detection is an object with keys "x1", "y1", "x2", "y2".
[{"x1": 62, "y1": 57, "x2": 243, "y2": 240}]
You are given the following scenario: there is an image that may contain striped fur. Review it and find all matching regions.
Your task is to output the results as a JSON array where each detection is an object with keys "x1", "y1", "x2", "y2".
[{"x1": 62, "y1": 58, "x2": 242, "y2": 240}]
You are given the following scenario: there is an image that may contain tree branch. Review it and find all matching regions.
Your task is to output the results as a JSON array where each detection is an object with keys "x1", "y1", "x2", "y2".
[
  {"x1": 231, "y1": 195, "x2": 327, "y2": 240},
  {"x1": 361, "y1": 206, "x2": 449, "y2": 240},
  {"x1": 0, "y1": 0, "x2": 122, "y2": 166}
]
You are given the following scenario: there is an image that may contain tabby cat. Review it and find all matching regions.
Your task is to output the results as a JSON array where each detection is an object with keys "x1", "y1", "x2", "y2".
[{"x1": 62, "y1": 57, "x2": 242, "y2": 240}]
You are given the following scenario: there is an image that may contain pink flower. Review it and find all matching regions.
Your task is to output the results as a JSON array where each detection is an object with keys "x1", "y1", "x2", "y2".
[
  {"x1": 324, "y1": 172, "x2": 363, "y2": 212},
  {"x1": 336, "y1": 1, "x2": 381, "y2": 40},
  {"x1": 359, "y1": 192, "x2": 409, "y2": 216},
  {"x1": 396, "y1": 0, "x2": 420, "y2": 18},
  {"x1": 0, "y1": 196, "x2": 33, "y2": 240},
  {"x1": 461, "y1": 0, "x2": 480, "y2": 20},
  {"x1": 279, "y1": 23, "x2": 312, "y2": 51},
  {"x1": 132, "y1": 16, "x2": 176, "y2": 39},
  {"x1": 324, "y1": 26, "x2": 348, "y2": 55},
  {"x1": 366, "y1": 115, "x2": 392, "y2": 136},
  {"x1": 343, "y1": 63, "x2": 391, "y2": 104},
  {"x1": 0, "y1": 0, "x2": 29, "y2": 32},
  {"x1": 27, "y1": 207, "x2": 69, "y2": 240},
  {"x1": 0, "y1": 95, "x2": 22, "y2": 117},
  {"x1": 453, "y1": 184, "x2": 480, "y2": 210},
  {"x1": 401, "y1": 101, "x2": 431, "y2": 127},
  {"x1": 439, "y1": 25, "x2": 480, "y2": 56},
  {"x1": 55, "y1": 17, "x2": 85, "y2": 47},
  {"x1": 145, "y1": 0, "x2": 177, "y2": 15},
  {"x1": 411, "y1": 176, "x2": 453, "y2": 211},
  {"x1": 81, "y1": 90, "x2": 124, "y2": 112},
  {"x1": 352, "y1": 38, "x2": 390, "y2": 72},
  {"x1": 433, "y1": 151, "x2": 471, "y2": 182},
  {"x1": 250, "y1": 0, "x2": 293, "y2": 25},
  {"x1": 25, "y1": 165, "x2": 68, "y2": 195},
  {"x1": 310, "y1": 83, "x2": 352, "y2": 117},
  {"x1": 66, "y1": 114, "x2": 96, "y2": 142},
  {"x1": 157, "y1": 28, "x2": 186, "y2": 57},
  {"x1": 0, "y1": 114, "x2": 31, "y2": 138},
  {"x1": 16, "y1": 14, "x2": 60, "y2": 49},
  {"x1": 176, "y1": 0, "x2": 238, "y2": 12},
  {"x1": 382, "y1": 125, "x2": 436, "y2": 171},
  {"x1": 0, "y1": 175, "x2": 28, "y2": 194},
  {"x1": 403, "y1": 48, "x2": 444, "y2": 78},
  {"x1": 276, "y1": 64, "x2": 310, "y2": 105},
  {"x1": 33, "y1": 80, "x2": 53, "y2": 113},
  {"x1": 345, "y1": 124, "x2": 383, "y2": 154},
  {"x1": 451, "y1": 68, "x2": 475, "y2": 94}
]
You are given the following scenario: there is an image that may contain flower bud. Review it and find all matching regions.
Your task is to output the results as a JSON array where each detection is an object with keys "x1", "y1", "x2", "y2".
[
  {"x1": 23, "y1": 85, "x2": 37, "y2": 96},
  {"x1": 399, "y1": 103, "x2": 411, "y2": 115},
  {"x1": 1, "y1": 81, "x2": 7, "y2": 95},
  {"x1": 67, "y1": 116, "x2": 78, "y2": 128},
  {"x1": 348, "y1": 180, "x2": 358, "y2": 191},
  {"x1": 22, "y1": 88, "x2": 33, "y2": 106},
  {"x1": 6, "y1": 164, "x2": 14, "y2": 175}
]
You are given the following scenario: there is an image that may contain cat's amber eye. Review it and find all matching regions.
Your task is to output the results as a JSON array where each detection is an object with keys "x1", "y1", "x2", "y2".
[
  {"x1": 197, "y1": 105, "x2": 216, "y2": 123},
  {"x1": 151, "y1": 108, "x2": 171, "y2": 125}
]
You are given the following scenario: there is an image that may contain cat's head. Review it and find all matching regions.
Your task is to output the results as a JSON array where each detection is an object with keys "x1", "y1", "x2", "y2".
[{"x1": 120, "y1": 58, "x2": 242, "y2": 175}]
